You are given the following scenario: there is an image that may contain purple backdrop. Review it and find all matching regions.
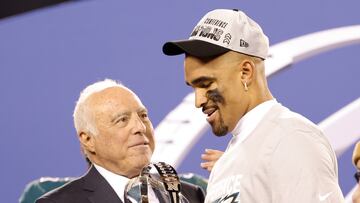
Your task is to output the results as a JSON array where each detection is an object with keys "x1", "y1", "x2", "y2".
[{"x1": 0, "y1": 1, "x2": 359, "y2": 202}]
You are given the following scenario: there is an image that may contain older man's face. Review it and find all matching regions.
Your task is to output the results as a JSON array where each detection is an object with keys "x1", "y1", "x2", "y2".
[{"x1": 87, "y1": 86, "x2": 154, "y2": 178}]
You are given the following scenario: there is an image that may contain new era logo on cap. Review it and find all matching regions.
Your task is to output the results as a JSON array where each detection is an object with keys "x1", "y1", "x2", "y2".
[
  {"x1": 162, "y1": 9, "x2": 269, "y2": 59},
  {"x1": 240, "y1": 39, "x2": 249, "y2": 47}
]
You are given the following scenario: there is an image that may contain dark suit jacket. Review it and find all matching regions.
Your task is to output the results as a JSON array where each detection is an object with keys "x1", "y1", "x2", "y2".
[{"x1": 36, "y1": 165, "x2": 205, "y2": 203}]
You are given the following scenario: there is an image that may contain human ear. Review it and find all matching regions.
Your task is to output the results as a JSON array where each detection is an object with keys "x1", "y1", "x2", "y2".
[
  {"x1": 239, "y1": 59, "x2": 255, "y2": 84},
  {"x1": 79, "y1": 131, "x2": 96, "y2": 154}
]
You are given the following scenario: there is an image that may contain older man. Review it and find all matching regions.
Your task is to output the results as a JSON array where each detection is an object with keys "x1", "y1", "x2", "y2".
[
  {"x1": 36, "y1": 79, "x2": 205, "y2": 203},
  {"x1": 163, "y1": 9, "x2": 344, "y2": 202}
]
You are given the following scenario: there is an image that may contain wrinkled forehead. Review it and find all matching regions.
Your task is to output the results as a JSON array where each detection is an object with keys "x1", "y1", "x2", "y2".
[{"x1": 87, "y1": 86, "x2": 145, "y2": 112}]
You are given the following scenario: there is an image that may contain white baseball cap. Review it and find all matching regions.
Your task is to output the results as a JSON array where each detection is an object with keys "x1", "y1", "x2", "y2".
[{"x1": 162, "y1": 9, "x2": 269, "y2": 59}]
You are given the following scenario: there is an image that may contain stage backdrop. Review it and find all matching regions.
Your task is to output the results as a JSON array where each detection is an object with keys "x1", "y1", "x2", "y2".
[{"x1": 0, "y1": 1, "x2": 359, "y2": 202}]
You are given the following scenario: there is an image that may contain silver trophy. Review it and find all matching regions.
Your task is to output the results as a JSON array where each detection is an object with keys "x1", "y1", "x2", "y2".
[{"x1": 124, "y1": 162, "x2": 190, "y2": 203}]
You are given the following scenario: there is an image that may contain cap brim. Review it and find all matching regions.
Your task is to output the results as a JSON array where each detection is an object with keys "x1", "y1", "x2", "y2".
[{"x1": 162, "y1": 39, "x2": 229, "y2": 58}]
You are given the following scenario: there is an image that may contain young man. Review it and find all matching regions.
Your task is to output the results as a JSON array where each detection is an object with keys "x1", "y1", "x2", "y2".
[{"x1": 163, "y1": 9, "x2": 344, "y2": 202}]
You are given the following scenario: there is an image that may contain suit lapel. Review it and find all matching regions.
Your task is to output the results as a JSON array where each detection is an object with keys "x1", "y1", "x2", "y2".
[{"x1": 82, "y1": 165, "x2": 123, "y2": 203}]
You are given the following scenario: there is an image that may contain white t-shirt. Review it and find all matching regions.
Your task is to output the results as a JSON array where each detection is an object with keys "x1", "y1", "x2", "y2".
[{"x1": 205, "y1": 101, "x2": 344, "y2": 203}]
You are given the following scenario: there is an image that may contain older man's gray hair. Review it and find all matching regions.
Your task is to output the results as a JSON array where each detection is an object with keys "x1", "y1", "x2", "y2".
[{"x1": 73, "y1": 79, "x2": 124, "y2": 136}]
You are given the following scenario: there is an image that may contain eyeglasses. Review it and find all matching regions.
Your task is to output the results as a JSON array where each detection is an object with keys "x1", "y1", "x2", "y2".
[{"x1": 355, "y1": 171, "x2": 360, "y2": 183}]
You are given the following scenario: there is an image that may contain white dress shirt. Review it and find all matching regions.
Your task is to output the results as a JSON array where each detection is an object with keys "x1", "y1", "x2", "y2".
[{"x1": 94, "y1": 163, "x2": 160, "y2": 203}]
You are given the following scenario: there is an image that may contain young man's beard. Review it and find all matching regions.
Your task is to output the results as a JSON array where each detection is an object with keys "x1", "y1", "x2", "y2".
[
  {"x1": 211, "y1": 115, "x2": 228, "y2": 137},
  {"x1": 206, "y1": 89, "x2": 228, "y2": 137}
]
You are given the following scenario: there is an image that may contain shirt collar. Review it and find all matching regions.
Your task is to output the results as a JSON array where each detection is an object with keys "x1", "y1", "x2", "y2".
[
  {"x1": 230, "y1": 99, "x2": 277, "y2": 144},
  {"x1": 93, "y1": 163, "x2": 129, "y2": 202}
]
